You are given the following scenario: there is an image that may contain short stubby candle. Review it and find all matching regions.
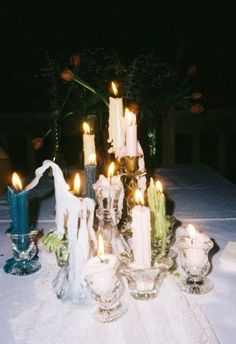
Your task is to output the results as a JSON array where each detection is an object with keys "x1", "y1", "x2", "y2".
[{"x1": 7, "y1": 172, "x2": 29, "y2": 235}]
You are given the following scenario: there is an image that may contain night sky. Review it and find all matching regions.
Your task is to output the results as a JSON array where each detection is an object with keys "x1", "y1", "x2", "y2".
[{"x1": 1, "y1": 0, "x2": 236, "y2": 112}]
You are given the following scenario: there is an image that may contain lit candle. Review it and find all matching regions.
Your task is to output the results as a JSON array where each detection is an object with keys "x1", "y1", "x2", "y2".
[
  {"x1": 84, "y1": 153, "x2": 97, "y2": 200},
  {"x1": 147, "y1": 178, "x2": 168, "y2": 244},
  {"x1": 124, "y1": 108, "x2": 137, "y2": 156},
  {"x1": 107, "y1": 161, "x2": 115, "y2": 184},
  {"x1": 184, "y1": 225, "x2": 208, "y2": 272},
  {"x1": 83, "y1": 122, "x2": 96, "y2": 166},
  {"x1": 7, "y1": 173, "x2": 29, "y2": 235},
  {"x1": 108, "y1": 81, "x2": 125, "y2": 158},
  {"x1": 72, "y1": 172, "x2": 81, "y2": 197},
  {"x1": 131, "y1": 189, "x2": 151, "y2": 268},
  {"x1": 84, "y1": 234, "x2": 118, "y2": 294}
]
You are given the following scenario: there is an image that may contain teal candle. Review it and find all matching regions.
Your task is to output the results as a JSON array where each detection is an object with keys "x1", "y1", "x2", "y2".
[
  {"x1": 7, "y1": 173, "x2": 29, "y2": 235},
  {"x1": 84, "y1": 164, "x2": 96, "y2": 201}
]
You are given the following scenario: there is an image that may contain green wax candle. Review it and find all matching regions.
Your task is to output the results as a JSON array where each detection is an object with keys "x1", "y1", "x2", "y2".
[
  {"x1": 7, "y1": 173, "x2": 29, "y2": 235},
  {"x1": 147, "y1": 178, "x2": 168, "y2": 254}
]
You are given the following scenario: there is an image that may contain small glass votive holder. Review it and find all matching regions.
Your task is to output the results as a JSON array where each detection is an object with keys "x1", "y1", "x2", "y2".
[
  {"x1": 4, "y1": 230, "x2": 41, "y2": 276},
  {"x1": 177, "y1": 238, "x2": 214, "y2": 294},
  {"x1": 84, "y1": 259, "x2": 128, "y2": 322},
  {"x1": 123, "y1": 267, "x2": 162, "y2": 300}
]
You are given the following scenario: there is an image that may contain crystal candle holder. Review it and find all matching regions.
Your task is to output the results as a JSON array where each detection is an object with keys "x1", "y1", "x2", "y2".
[
  {"x1": 4, "y1": 230, "x2": 41, "y2": 276},
  {"x1": 85, "y1": 263, "x2": 127, "y2": 322},
  {"x1": 177, "y1": 238, "x2": 214, "y2": 294},
  {"x1": 122, "y1": 267, "x2": 163, "y2": 300}
]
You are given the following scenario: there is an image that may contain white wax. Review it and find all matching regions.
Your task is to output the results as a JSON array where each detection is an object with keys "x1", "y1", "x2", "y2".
[
  {"x1": 83, "y1": 134, "x2": 96, "y2": 166},
  {"x1": 126, "y1": 125, "x2": 137, "y2": 156},
  {"x1": 131, "y1": 205, "x2": 152, "y2": 269},
  {"x1": 108, "y1": 97, "x2": 125, "y2": 158},
  {"x1": 84, "y1": 254, "x2": 118, "y2": 294},
  {"x1": 136, "y1": 279, "x2": 154, "y2": 291},
  {"x1": 185, "y1": 248, "x2": 207, "y2": 275}
]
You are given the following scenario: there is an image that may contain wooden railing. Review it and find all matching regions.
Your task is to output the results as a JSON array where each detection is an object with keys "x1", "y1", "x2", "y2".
[{"x1": 161, "y1": 109, "x2": 236, "y2": 175}]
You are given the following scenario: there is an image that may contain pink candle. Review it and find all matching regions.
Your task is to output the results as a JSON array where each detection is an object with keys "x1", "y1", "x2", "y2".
[{"x1": 125, "y1": 108, "x2": 137, "y2": 157}]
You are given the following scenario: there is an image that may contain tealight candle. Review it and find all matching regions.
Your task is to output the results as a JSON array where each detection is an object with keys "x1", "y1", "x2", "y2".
[
  {"x1": 108, "y1": 81, "x2": 125, "y2": 158},
  {"x1": 84, "y1": 234, "x2": 118, "y2": 294},
  {"x1": 83, "y1": 122, "x2": 96, "y2": 166},
  {"x1": 7, "y1": 172, "x2": 29, "y2": 235},
  {"x1": 131, "y1": 189, "x2": 152, "y2": 269}
]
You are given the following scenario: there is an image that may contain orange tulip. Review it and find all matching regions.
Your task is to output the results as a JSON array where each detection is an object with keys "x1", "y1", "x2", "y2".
[
  {"x1": 31, "y1": 137, "x2": 44, "y2": 150},
  {"x1": 190, "y1": 103, "x2": 204, "y2": 115},
  {"x1": 191, "y1": 92, "x2": 203, "y2": 100},
  {"x1": 187, "y1": 64, "x2": 197, "y2": 75},
  {"x1": 69, "y1": 54, "x2": 81, "y2": 67},
  {"x1": 61, "y1": 69, "x2": 74, "y2": 82}
]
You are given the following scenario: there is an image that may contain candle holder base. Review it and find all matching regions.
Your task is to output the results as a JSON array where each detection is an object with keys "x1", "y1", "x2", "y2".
[
  {"x1": 4, "y1": 255, "x2": 41, "y2": 276},
  {"x1": 180, "y1": 277, "x2": 214, "y2": 295},
  {"x1": 4, "y1": 230, "x2": 41, "y2": 276}
]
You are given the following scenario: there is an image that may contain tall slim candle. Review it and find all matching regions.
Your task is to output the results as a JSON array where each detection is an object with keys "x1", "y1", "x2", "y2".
[
  {"x1": 108, "y1": 81, "x2": 125, "y2": 158},
  {"x1": 131, "y1": 189, "x2": 151, "y2": 268},
  {"x1": 7, "y1": 172, "x2": 29, "y2": 235},
  {"x1": 124, "y1": 108, "x2": 137, "y2": 156},
  {"x1": 83, "y1": 122, "x2": 96, "y2": 166}
]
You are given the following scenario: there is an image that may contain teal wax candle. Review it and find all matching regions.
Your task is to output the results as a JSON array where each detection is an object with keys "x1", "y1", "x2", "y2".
[
  {"x1": 7, "y1": 174, "x2": 29, "y2": 235},
  {"x1": 84, "y1": 164, "x2": 97, "y2": 201}
]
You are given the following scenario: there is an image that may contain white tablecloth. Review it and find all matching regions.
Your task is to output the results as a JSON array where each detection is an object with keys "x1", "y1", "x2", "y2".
[{"x1": 1, "y1": 164, "x2": 236, "y2": 344}]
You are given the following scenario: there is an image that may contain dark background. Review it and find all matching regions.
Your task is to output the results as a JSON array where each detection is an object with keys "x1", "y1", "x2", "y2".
[
  {"x1": 1, "y1": 0, "x2": 236, "y2": 112},
  {"x1": 1, "y1": 0, "x2": 236, "y2": 184}
]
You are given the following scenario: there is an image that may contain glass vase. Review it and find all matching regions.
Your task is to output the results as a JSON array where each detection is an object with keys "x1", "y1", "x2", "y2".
[{"x1": 4, "y1": 230, "x2": 41, "y2": 276}]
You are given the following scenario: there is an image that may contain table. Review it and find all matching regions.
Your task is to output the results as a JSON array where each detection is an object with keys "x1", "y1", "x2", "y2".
[{"x1": 1, "y1": 164, "x2": 236, "y2": 343}]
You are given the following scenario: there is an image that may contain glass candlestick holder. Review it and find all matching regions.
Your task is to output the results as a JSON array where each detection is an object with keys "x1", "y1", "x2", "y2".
[
  {"x1": 85, "y1": 266, "x2": 127, "y2": 322},
  {"x1": 4, "y1": 229, "x2": 41, "y2": 276},
  {"x1": 177, "y1": 238, "x2": 214, "y2": 294}
]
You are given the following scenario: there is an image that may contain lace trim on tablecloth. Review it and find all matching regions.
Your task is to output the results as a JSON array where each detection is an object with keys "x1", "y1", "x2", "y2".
[{"x1": 10, "y1": 251, "x2": 219, "y2": 344}]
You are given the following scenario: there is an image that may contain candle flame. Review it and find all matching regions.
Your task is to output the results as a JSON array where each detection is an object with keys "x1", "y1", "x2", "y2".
[
  {"x1": 97, "y1": 234, "x2": 105, "y2": 256},
  {"x1": 12, "y1": 172, "x2": 23, "y2": 191},
  {"x1": 73, "y1": 173, "x2": 81, "y2": 195},
  {"x1": 125, "y1": 108, "x2": 134, "y2": 126},
  {"x1": 134, "y1": 189, "x2": 144, "y2": 205},
  {"x1": 188, "y1": 224, "x2": 196, "y2": 239},
  {"x1": 108, "y1": 162, "x2": 115, "y2": 179},
  {"x1": 83, "y1": 122, "x2": 90, "y2": 134},
  {"x1": 66, "y1": 183, "x2": 70, "y2": 191},
  {"x1": 155, "y1": 180, "x2": 163, "y2": 193},
  {"x1": 111, "y1": 81, "x2": 118, "y2": 96},
  {"x1": 89, "y1": 153, "x2": 96, "y2": 165}
]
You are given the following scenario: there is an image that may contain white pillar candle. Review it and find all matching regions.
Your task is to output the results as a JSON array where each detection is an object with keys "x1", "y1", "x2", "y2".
[
  {"x1": 124, "y1": 108, "x2": 137, "y2": 157},
  {"x1": 83, "y1": 122, "x2": 96, "y2": 166},
  {"x1": 108, "y1": 82, "x2": 125, "y2": 158},
  {"x1": 131, "y1": 190, "x2": 152, "y2": 269}
]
